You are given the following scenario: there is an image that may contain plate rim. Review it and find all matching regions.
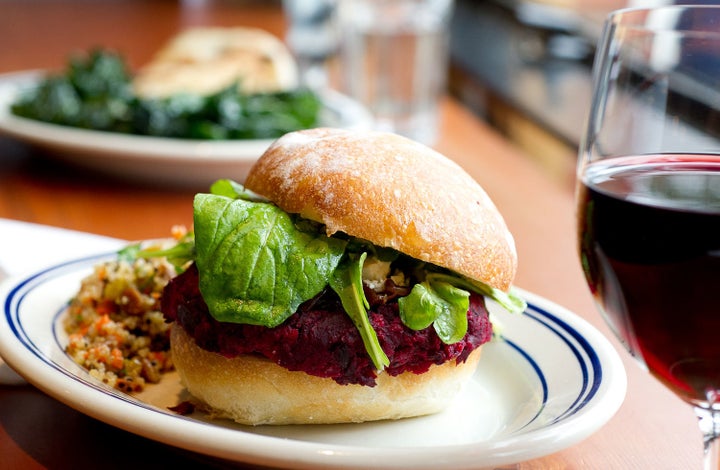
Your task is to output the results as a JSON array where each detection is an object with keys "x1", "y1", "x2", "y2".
[
  {"x1": 0, "y1": 253, "x2": 627, "y2": 469},
  {"x1": 0, "y1": 70, "x2": 374, "y2": 184}
]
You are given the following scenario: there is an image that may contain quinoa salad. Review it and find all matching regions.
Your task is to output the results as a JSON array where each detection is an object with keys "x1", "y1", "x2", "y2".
[{"x1": 63, "y1": 229, "x2": 188, "y2": 393}]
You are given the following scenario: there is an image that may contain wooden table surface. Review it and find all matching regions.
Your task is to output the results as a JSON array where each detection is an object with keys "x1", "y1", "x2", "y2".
[{"x1": 0, "y1": 1, "x2": 701, "y2": 468}]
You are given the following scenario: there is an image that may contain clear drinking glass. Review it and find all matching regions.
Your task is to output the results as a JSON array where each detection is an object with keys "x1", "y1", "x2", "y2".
[
  {"x1": 336, "y1": 0, "x2": 454, "y2": 145},
  {"x1": 282, "y1": 0, "x2": 339, "y2": 89},
  {"x1": 576, "y1": 6, "x2": 720, "y2": 468}
]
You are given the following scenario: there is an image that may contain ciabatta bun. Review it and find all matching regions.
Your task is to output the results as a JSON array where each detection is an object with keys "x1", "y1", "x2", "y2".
[
  {"x1": 244, "y1": 127, "x2": 518, "y2": 291},
  {"x1": 171, "y1": 324, "x2": 483, "y2": 425}
]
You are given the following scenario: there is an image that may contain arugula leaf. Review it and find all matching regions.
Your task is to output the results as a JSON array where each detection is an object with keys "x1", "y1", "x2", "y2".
[
  {"x1": 426, "y1": 272, "x2": 527, "y2": 315},
  {"x1": 117, "y1": 233, "x2": 196, "y2": 272},
  {"x1": 398, "y1": 280, "x2": 470, "y2": 344},
  {"x1": 430, "y1": 281, "x2": 471, "y2": 343},
  {"x1": 397, "y1": 282, "x2": 436, "y2": 330},
  {"x1": 136, "y1": 240, "x2": 196, "y2": 271},
  {"x1": 329, "y1": 252, "x2": 390, "y2": 370},
  {"x1": 193, "y1": 193, "x2": 346, "y2": 327},
  {"x1": 397, "y1": 270, "x2": 526, "y2": 344}
]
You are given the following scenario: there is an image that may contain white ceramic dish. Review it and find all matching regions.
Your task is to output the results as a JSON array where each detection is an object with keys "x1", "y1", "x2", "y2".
[
  {"x1": 0, "y1": 70, "x2": 373, "y2": 187},
  {"x1": 0, "y1": 251, "x2": 626, "y2": 469}
]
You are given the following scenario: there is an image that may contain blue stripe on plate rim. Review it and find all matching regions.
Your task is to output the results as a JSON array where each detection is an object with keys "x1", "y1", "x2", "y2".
[{"x1": 3, "y1": 252, "x2": 603, "y2": 433}]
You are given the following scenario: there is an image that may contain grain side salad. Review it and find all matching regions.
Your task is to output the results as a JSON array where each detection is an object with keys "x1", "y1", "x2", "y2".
[{"x1": 63, "y1": 229, "x2": 189, "y2": 393}]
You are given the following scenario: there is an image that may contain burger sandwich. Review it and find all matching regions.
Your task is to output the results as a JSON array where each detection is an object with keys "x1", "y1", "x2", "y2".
[{"x1": 154, "y1": 128, "x2": 526, "y2": 425}]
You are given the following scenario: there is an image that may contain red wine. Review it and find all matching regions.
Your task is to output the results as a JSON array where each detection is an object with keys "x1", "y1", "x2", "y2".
[{"x1": 578, "y1": 155, "x2": 720, "y2": 406}]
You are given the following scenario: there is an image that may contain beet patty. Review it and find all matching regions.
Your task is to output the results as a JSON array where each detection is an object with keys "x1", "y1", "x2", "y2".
[{"x1": 162, "y1": 264, "x2": 493, "y2": 386}]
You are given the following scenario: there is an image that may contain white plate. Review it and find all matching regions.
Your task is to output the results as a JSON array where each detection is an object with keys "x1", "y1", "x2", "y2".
[
  {"x1": 0, "y1": 71, "x2": 373, "y2": 187},
  {"x1": 0, "y1": 252, "x2": 626, "y2": 469}
]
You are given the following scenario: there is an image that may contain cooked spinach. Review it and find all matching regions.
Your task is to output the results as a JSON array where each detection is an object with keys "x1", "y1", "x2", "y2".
[{"x1": 11, "y1": 49, "x2": 322, "y2": 139}]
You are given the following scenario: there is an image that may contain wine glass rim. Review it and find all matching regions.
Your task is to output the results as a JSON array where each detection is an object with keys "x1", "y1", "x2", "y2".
[
  {"x1": 612, "y1": 4, "x2": 720, "y2": 16},
  {"x1": 607, "y1": 5, "x2": 720, "y2": 36}
]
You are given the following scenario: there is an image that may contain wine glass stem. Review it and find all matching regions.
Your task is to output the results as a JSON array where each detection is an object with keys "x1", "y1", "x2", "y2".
[{"x1": 695, "y1": 407, "x2": 720, "y2": 469}]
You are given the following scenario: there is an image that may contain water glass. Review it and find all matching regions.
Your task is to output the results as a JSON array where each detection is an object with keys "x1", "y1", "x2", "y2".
[
  {"x1": 283, "y1": 0, "x2": 339, "y2": 89},
  {"x1": 336, "y1": 0, "x2": 454, "y2": 145}
]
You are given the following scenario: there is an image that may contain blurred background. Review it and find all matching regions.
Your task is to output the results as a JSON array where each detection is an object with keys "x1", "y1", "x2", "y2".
[
  {"x1": 283, "y1": 0, "x2": 633, "y2": 188},
  {"x1": 0, "y1": 0, "x2": 681, "y2": 192}
]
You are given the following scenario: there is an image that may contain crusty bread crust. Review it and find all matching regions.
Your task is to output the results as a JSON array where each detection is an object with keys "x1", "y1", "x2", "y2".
[
  {"x1": 133, "y1": 27, "x2": 298, "y2": 98},
  {"x1": 171, "y1": 324, "x2": 483, "y2": 425},
  {"x1": 244, "y1": 128, "x2": 517, "y2": 291}
]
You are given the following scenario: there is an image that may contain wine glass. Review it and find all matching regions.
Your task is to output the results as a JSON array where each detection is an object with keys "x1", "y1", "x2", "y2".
[{"x1": 576, "y1": 5, "x2": 720, "y2": 468}]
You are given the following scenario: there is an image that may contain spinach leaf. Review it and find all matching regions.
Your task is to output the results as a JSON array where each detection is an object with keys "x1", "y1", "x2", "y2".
[{"x1": 193, "y1": 193, "x2": 346, "y2": 327}]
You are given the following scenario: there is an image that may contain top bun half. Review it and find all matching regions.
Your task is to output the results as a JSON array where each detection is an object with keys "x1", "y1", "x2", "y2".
[{"x1": 244, "y1": 128, "x2": 517, "y2": 292}]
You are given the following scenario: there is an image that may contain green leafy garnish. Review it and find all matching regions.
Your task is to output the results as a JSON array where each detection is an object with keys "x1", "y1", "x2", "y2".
[
  {"x1": 11, "y1": 49, "x2": 322, "y2": 140},
  {"x1": 329, "y1": 252, "x2": 390, "y2": 371},
  {"x1": 423, "y1": 272, "x2": 527, "y2": 315},
  {"x1": 396, "y1": 271, "x2": 526, "y2": 344},
  {"x1": 208, "y1": 179, "x2": 267, "y2": 202},
  {"x1": 124, "y1": 179, "x2": 527, "y2": 369},
  {"x1": 12, "y1": 50, "x2": 134, "y2": 131},
  {"x1": 399, "y1": 280, "x2": 470, "y2": 344},
  {"x1": 118, "y1": 234, "x2": 196, "y2": 272},
  {"x1": 192, "y1": 192, "x2": 347, "y2": 326}
]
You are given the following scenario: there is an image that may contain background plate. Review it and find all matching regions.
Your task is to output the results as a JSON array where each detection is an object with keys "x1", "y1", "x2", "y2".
[
  {"x1": 0, "y1": 71, "x2": 373, "y2": 188},
  {"x1": 0, "y1": 253, "x2": 626, "y2": 469}
]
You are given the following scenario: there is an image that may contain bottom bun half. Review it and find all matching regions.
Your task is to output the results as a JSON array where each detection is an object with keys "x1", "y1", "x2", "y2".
[{"x1": 171, "y1": 324, "x2": 483, "y2": 425}]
